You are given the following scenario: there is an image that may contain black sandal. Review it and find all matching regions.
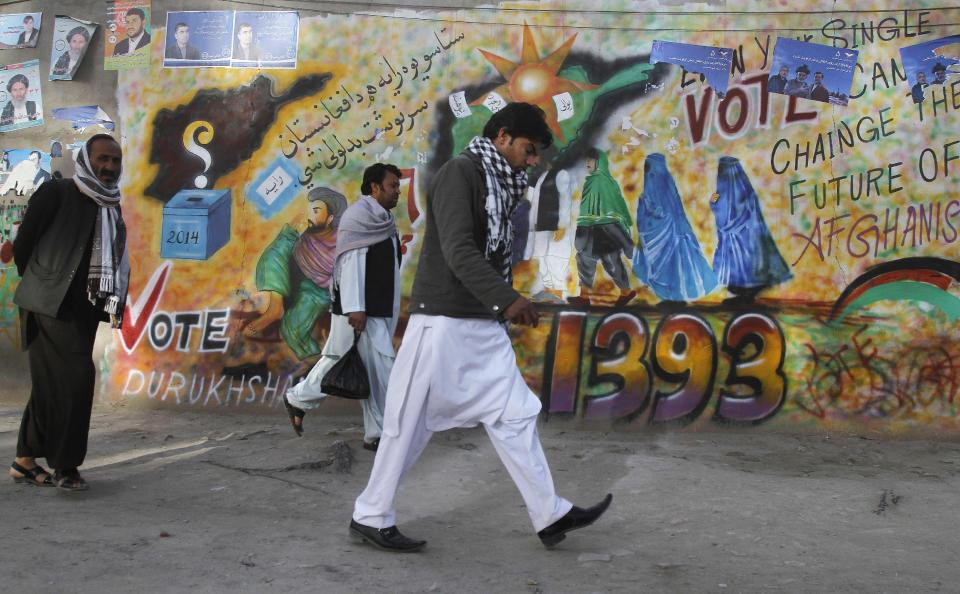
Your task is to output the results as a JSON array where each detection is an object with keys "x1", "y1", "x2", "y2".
[
  {"x1": 9, "y1": 461, "x2": 53, "y2": 487},
  {"x1": 53, "y1": 469, "x2": 89, "y2": 492},
  {"x1": 283, "y1": 394, "x2": 305, "y2": 437}
]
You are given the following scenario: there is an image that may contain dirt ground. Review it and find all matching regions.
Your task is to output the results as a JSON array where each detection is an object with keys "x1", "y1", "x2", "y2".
[{"x1": 2, "y1": 397, "x2": 959, "y2": 594}]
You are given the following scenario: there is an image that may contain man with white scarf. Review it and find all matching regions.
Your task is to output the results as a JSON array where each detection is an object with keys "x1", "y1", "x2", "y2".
[
  {"x1": 8, "y1": 134, "x2": 128, "y2": 492},
  {"x1": 283, "y1": 164, "x2": 403, "y2": 451},
  {"x1": 350, "y1": 103, "x2": 612, "y2": 552}
]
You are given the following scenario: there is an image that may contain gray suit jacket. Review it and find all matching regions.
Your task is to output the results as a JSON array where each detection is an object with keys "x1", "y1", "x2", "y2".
[{"x1": 409, "y1": 151, "x2": 521, "y2": 319}]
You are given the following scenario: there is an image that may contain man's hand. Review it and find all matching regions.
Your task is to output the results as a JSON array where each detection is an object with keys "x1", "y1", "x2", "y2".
[
  {"x1": 504, "y1": 296, "x2": 539, "y2": 327},
  {"x1": 347, "y1": 312, "x2": 367, "y2": 332}
]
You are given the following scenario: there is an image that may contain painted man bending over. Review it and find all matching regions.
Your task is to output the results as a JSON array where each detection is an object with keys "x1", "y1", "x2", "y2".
[
  {"x1": 284, "y1": 164, "x2": 402, "y2": 451},
  {"x1": 350, "y1": 102, "x2": 612, "y2": 552},
  {"x1": 9, "y1": 134, "x2": 129, "y2": 491}
]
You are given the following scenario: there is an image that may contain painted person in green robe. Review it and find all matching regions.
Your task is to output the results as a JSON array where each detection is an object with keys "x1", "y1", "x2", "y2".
[
  {"x1": 571, "y1": 148, "x2": 637, "y2": 307},
  {"x1": 245, "y1": 186, "x2": 348, "y2": 359}
]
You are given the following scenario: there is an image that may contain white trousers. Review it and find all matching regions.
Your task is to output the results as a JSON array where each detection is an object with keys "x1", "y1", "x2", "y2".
[
  {"x1": 286, "y1": 313, "x2": 392, "y2": 443},
  {"x1": 352, "y1": 315, "x2": 572, "y2": 532},
  {"x1": 531, "y1": 229, "x2": 574, "y2": 293}
]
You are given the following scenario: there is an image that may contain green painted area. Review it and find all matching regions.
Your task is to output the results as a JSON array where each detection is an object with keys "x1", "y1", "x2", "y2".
[{"x1": 834, "y1": 280, "x2": 960, "y2": 324}]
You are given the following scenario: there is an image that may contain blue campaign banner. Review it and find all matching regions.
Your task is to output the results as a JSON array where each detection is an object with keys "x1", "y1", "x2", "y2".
[
  {"x1": 246, "y1": 156, "x2": 302, "y2": 220},
  {"x1": 163, "y1": 11, "x2": 233, "y2": 68},
  {"x1": 769, "y1": 38, "x2": 859, "y2": 106},
  {"x1": 650, "y1": 40, "x2": 733, "y2": 97},
  {"x1": 899, "y1": 35, "x2": 959, "y2": 104},
  {"x1": 231, "y1": 11, "x2": 299, "y2": 69},
  {"x1": 0, "y1": 12, "x2": 41, "y2": 49}
]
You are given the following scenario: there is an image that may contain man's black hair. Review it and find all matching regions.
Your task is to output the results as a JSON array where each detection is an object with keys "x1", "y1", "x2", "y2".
[
  {"x1": 6, "y1": 73, "x2": 29, "y2": 91},
  {"x1": 86, "y1": 133, "x2": 120, "y2": 152},
  {"x1": 23, "y1": 15, "x2": 34, "y2": 23},
  {"x1": 126, "y1": 7, "x2": 146, "y2": 20},
  {"x1": 175, "y1": 22, "x2": 189, "y2": 33},
  {"x1": 482, "y1": 102, "x2": 553, "y2": 148},
  {"x1": 361, "y1": 163, "x2": 402, "y2": 195},
  {"x1": 29, "y1": 150, "x2": 41, "y2": 159},
  {"x1": 585, "y1": 147, "x2": 601, "y2": 161}
]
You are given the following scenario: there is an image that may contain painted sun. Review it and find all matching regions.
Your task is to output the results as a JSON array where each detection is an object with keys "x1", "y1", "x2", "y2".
[{"x1": 473, "y1": 23, "x2": 598, "y2": 141}]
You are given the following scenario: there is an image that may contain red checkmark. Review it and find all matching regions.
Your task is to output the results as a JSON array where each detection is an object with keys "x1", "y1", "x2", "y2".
[{"x1": 118, "y1": 262, "x2": 172, "y2": 354}]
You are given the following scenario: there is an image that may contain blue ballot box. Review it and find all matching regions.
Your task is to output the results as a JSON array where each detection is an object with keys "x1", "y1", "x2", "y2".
[{"x1": 160, "y1": 189, "x2": 231, "y2": 260}]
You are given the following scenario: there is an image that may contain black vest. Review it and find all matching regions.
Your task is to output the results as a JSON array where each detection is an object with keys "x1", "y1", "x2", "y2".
[
  {"x1": 534, "y1": 169, "x2": 560, "y2": 231},
  {"x1": 332, "y1": 236, "x2": 401, "y2": 318}
]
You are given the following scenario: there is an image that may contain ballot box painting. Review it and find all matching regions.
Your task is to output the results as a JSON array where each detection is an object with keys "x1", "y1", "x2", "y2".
[{"x1": 160, "y1": 188, "x2": 231, "y2": 260}]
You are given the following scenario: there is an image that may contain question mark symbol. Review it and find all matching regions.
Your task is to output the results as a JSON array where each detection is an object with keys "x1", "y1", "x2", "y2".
[{"x1": 182, "y1": 120, "x2": 215, "y2": 188}]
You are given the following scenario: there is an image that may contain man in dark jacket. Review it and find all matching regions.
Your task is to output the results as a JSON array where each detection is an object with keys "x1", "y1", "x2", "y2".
[
  {"x1": 350, "y1": 103, "x2": 612, "y2": 552},
  {"x1": 165, "y1": 22, "x2": 200, "y2": 60},
  {"x1": 767, "y1": 65, "x2": 789, "y2": 94},
  {"x1": 911, "y1": 71, "x2": 929, "y2": 104},
  {"x1": 809, "y1": 71, "x2": 830, "y2": 102},
  {"x1": 16, "y1": 15, "x2": 39, "y2": 48},
  {"x1": 112, "y1": 7, "x2": 151, "y2": 56},
  {"x1": 8, "y1": 134, "x2": 128, "y2": 492}
]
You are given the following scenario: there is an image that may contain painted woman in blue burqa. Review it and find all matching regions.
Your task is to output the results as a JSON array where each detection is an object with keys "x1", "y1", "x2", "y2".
[
  {"x1": 632, "y1": 153, "x2": 717, "y2": 303},
  {"x1": 710, "y1": 156, "x2": 792, "y2": 301}
]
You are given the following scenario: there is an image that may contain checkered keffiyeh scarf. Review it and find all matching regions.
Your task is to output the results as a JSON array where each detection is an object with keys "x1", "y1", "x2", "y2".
[
  {"x1": 73, "y1": 137, "x2": 129, "y2": 327},
  {"x1": 464, "y1": 135, "x2": 528, "y2": 282}
]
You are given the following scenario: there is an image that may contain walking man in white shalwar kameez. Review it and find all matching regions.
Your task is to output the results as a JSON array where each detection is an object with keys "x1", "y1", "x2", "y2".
[
  {"x1": 283, "y1": 164, "x2": 403, "y2": 451},
  {"x1": 349, "y1": 103, "x2": 612, "y2": 552}
]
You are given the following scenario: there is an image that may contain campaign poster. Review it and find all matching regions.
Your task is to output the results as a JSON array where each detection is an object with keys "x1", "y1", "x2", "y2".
[
  {"x1": 768, "y1": 38, "x2": 859, "y2": 106},
  {"x1": 163, "y1": 11, "x2": 233, "y2": 68},
  {"x1": 104, "y1": 0, "x2": 152, "y2": 71},
  {"x1": 0, "y1": 60, "x2": 43, "y2": 133},
  {"x1": 230, "y1": 11, "x2": 299, "y2": 69},
  {"x1": 0, "y1": 13, "x2": 41, "y2": 49},
  {"x1": 899, "y1": 34, "x2": 960, "y2": 104},
  {"x1": 49, "y1": 15, "x2": 99, "y2": 81},
  {"x1": 650, "y1": 40, "x2": 733, "y2": 98},
  {"x1": 0, "y1": 149, "x2": 51, "y2": 197}
]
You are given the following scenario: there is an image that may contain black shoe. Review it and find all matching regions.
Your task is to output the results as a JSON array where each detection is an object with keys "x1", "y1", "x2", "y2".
[
  {"x1": 362, "y1": 438, "x2": 380, "y2": 452},
  {"x1": 349, "y1": 520, "x2": 426, "y2": 552},
  {"x1": 282, "y1": 394, "x2": 305, "y2": 437},
  {"x1": 53, "y1": 469, "x2": 89, "y2": 492},
  {"x1": 538, "y1": 493, "x2": 612, "y2": 548}
]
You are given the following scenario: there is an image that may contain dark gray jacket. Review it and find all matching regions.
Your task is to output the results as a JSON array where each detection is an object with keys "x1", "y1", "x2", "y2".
[
  {"x1": 409, "y1": 151, "x2": 521, "y2": 319},
  {"x1": 13, "y1": 179, "x2": 107, "y2": 346}
]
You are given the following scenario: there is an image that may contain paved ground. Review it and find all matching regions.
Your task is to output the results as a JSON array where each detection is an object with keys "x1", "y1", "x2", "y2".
[{"x1": 1, "y1": 400, "x2": 959, "y2": 593}]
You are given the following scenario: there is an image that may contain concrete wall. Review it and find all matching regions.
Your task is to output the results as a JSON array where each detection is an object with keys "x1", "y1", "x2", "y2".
[{"x1": 2, "y1": 1, "x2": 958, "y2": 434}]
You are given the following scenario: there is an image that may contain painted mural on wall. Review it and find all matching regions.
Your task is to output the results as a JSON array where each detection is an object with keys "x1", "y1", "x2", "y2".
[{"x1": 17, "y1": 1, "x2": 959, "y2": 430}]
